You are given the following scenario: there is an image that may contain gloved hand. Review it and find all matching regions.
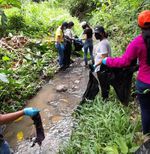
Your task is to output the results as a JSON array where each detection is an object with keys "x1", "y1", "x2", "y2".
[
  {"x1": 24, "y1": 107, "x2": 40, "y2": 117},
  {"x1": 92, "y1": 64, "x2": 97, "y2": 71},
  {"x1": 89, "y1": 64, "x2": 96, "y2": 72}
]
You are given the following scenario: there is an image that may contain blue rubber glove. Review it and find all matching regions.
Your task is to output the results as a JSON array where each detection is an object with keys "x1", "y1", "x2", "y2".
[
  {"x1": 102, "y1": 58, "x2": 107, "y2": 65},
  {"x1": 24, "y1": 107, "x2": 40, "y2": 117}
]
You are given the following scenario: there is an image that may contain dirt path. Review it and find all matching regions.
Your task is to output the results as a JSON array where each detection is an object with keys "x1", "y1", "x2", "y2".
[{"x1": 4, "y1": 58, "x2": 89, "y2": 154}]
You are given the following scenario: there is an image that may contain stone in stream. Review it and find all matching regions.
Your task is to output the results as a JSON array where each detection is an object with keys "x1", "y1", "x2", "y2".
[
  {"x1": 74, "y1": 80, "x2": 80, "y2": 84},
  {"x1": 47, "y1": 100, "x2": 60, "y2": 107},
  {"x1": 56, "y1": 84, "x2": 68, "y2": 92}
]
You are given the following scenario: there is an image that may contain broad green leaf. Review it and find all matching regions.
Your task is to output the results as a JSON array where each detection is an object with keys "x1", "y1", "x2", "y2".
[
  {"x1": 2, "y1": 56, "x2": 10, "y2": 61},
  {"x1": 129, "y1": 146, "x2": 139, "y2": 153},
  {"x1": 104, "y1": 146, "x2": 119, "y2": 154},
  {"x1": 116, "y1": 137, "x2": 128, "y2": 154}
]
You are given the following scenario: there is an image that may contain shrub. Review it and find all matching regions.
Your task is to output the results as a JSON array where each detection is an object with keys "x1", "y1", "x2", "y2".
[{"x1": 8, "y1": 14, "x2": 25, "y2": 31}]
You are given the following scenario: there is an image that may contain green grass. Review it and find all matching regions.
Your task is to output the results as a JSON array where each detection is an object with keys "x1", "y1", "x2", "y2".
[{"x1": 60, "y1": 95, "x2": 142, "y2": 154}]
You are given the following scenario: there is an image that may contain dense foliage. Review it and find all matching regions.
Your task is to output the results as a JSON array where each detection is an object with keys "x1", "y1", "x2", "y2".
[
  {"x1": 1, "y1": 1, "x2": 81, "y2": 38},
  {"x1": 89, "y1": 0, "x2": 150, "y2": 56},
  {"x1": 0, "y1": 41, "x2": 57, "y2": 112},
  {"x1": 0, "y1": 1, "x2": 81, "y2": 112}
]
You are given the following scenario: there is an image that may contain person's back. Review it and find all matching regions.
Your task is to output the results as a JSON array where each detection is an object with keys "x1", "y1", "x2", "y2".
[
  {"x1": 131, "y1": 34, "x2": 150, "y2": 84},
  {"x1": 83, "y1": 27, "x2": 93, "y2": 40}
]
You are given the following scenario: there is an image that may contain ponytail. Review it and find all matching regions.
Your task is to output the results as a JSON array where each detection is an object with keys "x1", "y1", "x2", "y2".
[
  {"x1": 104, "y1": 32, "x2": 108, "y2": 38},
  {"x1": 142, "y1": 28, "x2": 150, "y2": 65}
]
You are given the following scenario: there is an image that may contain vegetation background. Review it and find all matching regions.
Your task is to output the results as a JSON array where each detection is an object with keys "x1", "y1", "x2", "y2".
[{"x1": 0, "y1": 0, "x2": 150, "y2": 153}]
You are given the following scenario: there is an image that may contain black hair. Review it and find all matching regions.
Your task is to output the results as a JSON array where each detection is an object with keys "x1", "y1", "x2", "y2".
[
  {"x1": 142, "y1": 25, "x2": 150, "y2": 65},
  {"x1": 82, "y1": 23, "x2": 91, "y2": 30},
  {"x1": 68, "y1": 21, "x2": 74, "y2": 28},
  {"x1": 62, "y1": 22, "x2": 68, "y2": 28}
]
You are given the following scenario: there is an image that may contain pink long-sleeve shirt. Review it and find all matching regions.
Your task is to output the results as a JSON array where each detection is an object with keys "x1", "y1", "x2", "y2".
[{"x1": 106, "y1": 34, "x2": 150, "y2": 84}]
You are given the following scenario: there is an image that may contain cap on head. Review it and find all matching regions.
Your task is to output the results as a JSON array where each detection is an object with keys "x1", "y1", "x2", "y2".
[
  {"x1": 94, "y1": 26, "x2": 105, "y2": 34},
  {"x1": 138, "y1": 10, "x2": 150, "y2": 28}
]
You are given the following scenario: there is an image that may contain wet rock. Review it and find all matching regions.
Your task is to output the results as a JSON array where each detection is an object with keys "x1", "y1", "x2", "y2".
[
  {"x1": 47, "y1": 101, "x2": 59, "y2": 107},
  {"x1": 74, "y1": 80, "x2": 80, "y2": 84},
  {"x1": 56, "y1": 85, "x2": 68, "y2": 92}
]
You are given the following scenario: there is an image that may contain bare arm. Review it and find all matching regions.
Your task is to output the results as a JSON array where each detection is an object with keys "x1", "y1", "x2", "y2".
[{"x1": 0, "y1": 110, "x2": 24, "y2": 124}]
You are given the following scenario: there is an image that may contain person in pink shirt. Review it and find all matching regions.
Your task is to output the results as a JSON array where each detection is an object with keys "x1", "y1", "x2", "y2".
[{"x1": 95, "y1": 10, "x2": 150, "y2": 135}]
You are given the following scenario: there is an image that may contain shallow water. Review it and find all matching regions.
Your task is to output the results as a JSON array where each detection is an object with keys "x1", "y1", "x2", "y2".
[{"x1": 4, "y1": 58, "x2": 89, "y2": 153}]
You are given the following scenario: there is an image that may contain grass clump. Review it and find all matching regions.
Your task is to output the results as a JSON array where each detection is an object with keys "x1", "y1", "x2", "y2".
[{"x1": 60, "y1": 96, "x2": 141, "y2": 154}]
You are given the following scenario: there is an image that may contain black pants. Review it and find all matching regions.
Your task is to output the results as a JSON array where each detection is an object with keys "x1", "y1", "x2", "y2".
[
  {"x1": 138, "y1": 93, "x2": 150, "y2": 134},
  {"x1": 64, "y1": 41, "x2": 72, "y2": 66},
  {"x1": 97, "y1": 65, "x2": 110, "y2": 100}
]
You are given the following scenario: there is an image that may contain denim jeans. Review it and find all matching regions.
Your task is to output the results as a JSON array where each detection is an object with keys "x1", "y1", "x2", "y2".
[
  {"x1": 0, "y1": 140, "x2": 11, "y2": 154},
  {"x1": 136, "y1": 80, "x2": 150, "y2": 134},
  {"x1": 138, "y1": 93, "x2": 150, "y2": 134},
  {"x1": 55, "y1": 42, "x2": 64, "y2": 66},
  {"x1": 83, "y1": 39, "x2": 94, "y2": 65}
]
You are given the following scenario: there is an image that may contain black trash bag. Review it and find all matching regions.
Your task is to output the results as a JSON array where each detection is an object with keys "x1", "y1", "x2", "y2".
[
  {"x1": 73, "y1": 38, "x2": 84, "y2": 51},
  {"x1": 135, "y1": 139, "x2": 150, "y2": 154},
  {"x1": 81, "y1": 70, "x2": 99, "y2": 105},
  {"x1": 82, "y1": 61, "x2": 138, "y2": 106},
  {"x1": 31, "y1": 113, "x2": 45, "y2": 147}
]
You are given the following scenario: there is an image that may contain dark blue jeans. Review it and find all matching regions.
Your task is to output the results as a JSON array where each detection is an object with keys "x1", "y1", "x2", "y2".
[
  {"x1": 55, "y1": 42, "x2": 64, "y2": 66},
  {"x1": 136, "y1": 80, "x2": 150, "y2": 134},
  {"x1": 83, "y1": 39, "x2": 94, "y2": 65},
  {"x1": 0, "y1": 140, "x2": 11, "y2": 154},
  {"x1": 138, "y1": 93, "x2": 150, "y2": 134}
]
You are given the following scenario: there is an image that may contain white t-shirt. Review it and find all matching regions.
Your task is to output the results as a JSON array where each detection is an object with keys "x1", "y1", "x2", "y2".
[
  {"x1": 64, "y1": 29, "x2": 73, "y2": 40},
  {"x1": 94, "y1": 38, "x2": 111, "y2": 72}
]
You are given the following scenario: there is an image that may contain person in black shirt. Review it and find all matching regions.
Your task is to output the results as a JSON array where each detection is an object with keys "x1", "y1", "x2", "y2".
[{"x1": 81, "y1": 21, "x2": 94, "y2": 66}]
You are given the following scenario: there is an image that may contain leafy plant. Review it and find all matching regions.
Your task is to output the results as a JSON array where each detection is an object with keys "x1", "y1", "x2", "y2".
[
  {"x1": 60, "y1": 96, "x2": 141, "y2": 153},
  {"x1": 0, "y1": 9, "x2": 7, "y2": 37},
  {"x1": 8, "y1": 14, "x2": 25, "y2": 31},
  {"x1": 0, "y1": 41, "x2": 57, "y2": 113}
]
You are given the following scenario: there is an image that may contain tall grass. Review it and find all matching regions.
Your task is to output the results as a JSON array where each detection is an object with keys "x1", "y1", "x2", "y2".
[{"x1": 60, "y1": 96, "x2": 141, "y2": 154}]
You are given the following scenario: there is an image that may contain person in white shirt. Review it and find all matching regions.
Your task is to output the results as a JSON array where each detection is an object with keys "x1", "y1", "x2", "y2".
[
  {"x1": 93, "y1": 26, "x2": 111, "y2": 99},
  {"x1": 94, "y1": 26, "x2": 111, "y2": 72},
  {"x1": 64, "y1": 21, "x2": 74, "y2": 68}
]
